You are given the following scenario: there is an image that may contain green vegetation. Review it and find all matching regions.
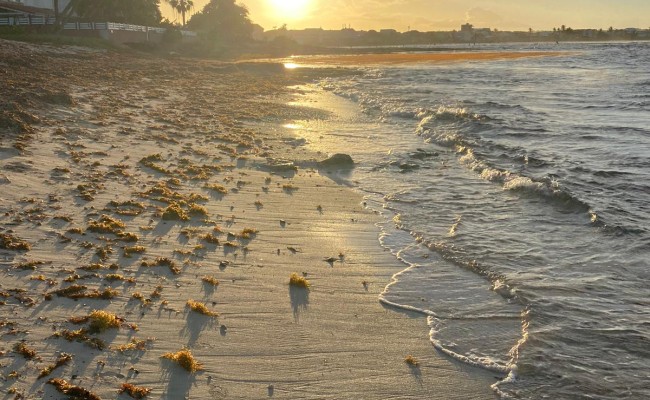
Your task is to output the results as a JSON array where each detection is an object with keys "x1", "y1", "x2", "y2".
[
  {"x1": 188, "y1": 0, "x2": 254, "y2": 43},
  {"x1": 64, "y1": 0, "x2": 162, "y2": 26}
]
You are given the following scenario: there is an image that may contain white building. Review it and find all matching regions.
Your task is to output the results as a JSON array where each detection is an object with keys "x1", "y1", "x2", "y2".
[{"x1": 3, "y1": 0, "x2": 70, "y2": 12}]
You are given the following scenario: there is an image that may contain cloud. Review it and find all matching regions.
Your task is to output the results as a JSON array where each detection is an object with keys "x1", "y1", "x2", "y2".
[
  {"x1": 180, "y1": 0, "x2": 650, "y2": 31},
  {"x1": 464, "y1": 7, "x2": 503, "y2": 27}
]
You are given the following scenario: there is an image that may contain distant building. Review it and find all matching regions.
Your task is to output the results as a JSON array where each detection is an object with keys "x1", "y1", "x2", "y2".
[
  {"x1": 2, "y1": 0, "x2": 69, "y2": 12},
  {"x1": 460, "y1": 23, "x2": 473, "y2": 33},
  {"x1": 458, "y1": 23, "x2": 491, "y2": 42}
]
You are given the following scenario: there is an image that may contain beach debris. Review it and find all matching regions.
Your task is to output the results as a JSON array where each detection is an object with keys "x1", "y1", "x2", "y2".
[
  {"x1": 47, "y1": 285, "x2": 118, "y2": 300},
  {"x1": 87, "y1": 215, "x2": 125, "y2": 234},
  {"x1": 237, "y1": 228, "x2": 258, "y2": 239},
  {"x1": 202, "y1": 276, "x2": 220, "y2": 286},
  {"x1": 104, "y1": 274, "x2": 135, "y2": 283},
  {"x1": 69, "y1": 310, "x2": 123, "y2": 334},
  {"x1": 201, "y1": 233, "x2": 220, "y2": 245},
  {"x1": 123, "y1": 245, "x2": 146, "y2": 257},
  {"x1": 52, "y1": 329, "x2": 106, "y2": 350},
  {"x1": 113, "y1": 337, "x2": 154, "y2": 353},
  {"x1": 141, "y1": 257, "x2": 181, "y2": 275},
  {"x1": 279, "y1": 219, "x2": 286, "y2": 227},
  {"x1": 282, "y1": 183, "x2": 298, "y2": 193},
  {"x1": 186, "y1": 299, "x2": 219, "y2": 317},
  {"x1": 289, "y1": 273, "x2": 310, "y2": 289},
  {"x1": 47, "y1": 378, "x2": 101, "y2": 400},
  {"x1": 317, "y1": 153, "x2": 354, "y2": 168},
  {"x1": 188, "y1": 203, "x2": 209, "y2": 217},
  {"x1": 0, "y1": 232, "x2": 31, "y2": 251},
  {"x1": 267, "y1": 160, "x2": 298, "y2": 172},
  {"x1": 287, "y1": 246, "x2": 300, "y2": 254},
  {"x1": 161, "y1": 203, "x2": 190, "y2": 221},
  {"x1": 107, "y1": 200, "x2": 146, "y2": 216},
  {"x1": 204, "y1": 183, "x2": 228, "y2": 194},
  {"x1": 162, "y1": 348, "x2": 203, "y2": 373},
  {"x1": 323, "y1": 257, "x2": 337, "y2": 265},
  {"x1": 38, "y1": 353, "x2": 72, "y2": 379},
  {"x1": 404, "y1": 355, "x2": 419, "y2": 366},
  {"x1": 13, "y1": 341, "x2": 37, "y2": 360},
  {"x1": 119, "y1": 383, "x2": 151, "y2": 399}
]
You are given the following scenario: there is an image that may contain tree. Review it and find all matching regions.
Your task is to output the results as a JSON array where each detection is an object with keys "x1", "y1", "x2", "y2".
[
  {"x1": 64, "y1": 0, "x2": 162, "y2": 26},
  {"x1": 53, "y1": 0, "x2": 59, "y2": 24},
  {"x1": 167, "y1": 0, "x2": 193, "y2": 27},
  {"x1": 187, "y1": 0, "x2": 254, "y2": 43}
]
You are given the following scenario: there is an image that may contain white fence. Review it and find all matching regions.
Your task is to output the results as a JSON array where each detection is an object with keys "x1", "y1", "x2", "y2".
[
  {"x1": 0, "y1": 16, "x2": 55, "y2": 25},
  {"x1": 0, "y1": 17, "x2": 196, "y2": 37}
]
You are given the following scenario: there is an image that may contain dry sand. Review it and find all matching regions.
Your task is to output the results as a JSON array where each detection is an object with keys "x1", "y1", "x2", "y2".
[{"x1": 0, "y1": 39, "x2": 498, "y2": 399}]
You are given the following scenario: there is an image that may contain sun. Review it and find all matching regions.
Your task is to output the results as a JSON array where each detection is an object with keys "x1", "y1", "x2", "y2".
[{"x1": 268, "y1": 0, "x2": 312, "y2": 21}]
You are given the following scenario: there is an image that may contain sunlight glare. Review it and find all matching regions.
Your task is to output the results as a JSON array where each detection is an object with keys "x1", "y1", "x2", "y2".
[{"x1": 268, "y1": 0, "x2": 311, "y2": 20}]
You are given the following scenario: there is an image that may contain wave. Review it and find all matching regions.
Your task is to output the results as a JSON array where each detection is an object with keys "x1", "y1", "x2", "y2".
[{"x1": 376, "y1": 253, "x2": 516, "y2": 375}]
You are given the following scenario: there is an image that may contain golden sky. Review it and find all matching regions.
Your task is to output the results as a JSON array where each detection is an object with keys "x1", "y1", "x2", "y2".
[{"x1": 162, "y1": 0, "x2": 650, "y2": 31}]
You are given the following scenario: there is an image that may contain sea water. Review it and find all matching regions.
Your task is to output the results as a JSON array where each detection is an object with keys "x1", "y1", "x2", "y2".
[{"x1": 284, "y1": 42, "x2": 649, "y2": 399}]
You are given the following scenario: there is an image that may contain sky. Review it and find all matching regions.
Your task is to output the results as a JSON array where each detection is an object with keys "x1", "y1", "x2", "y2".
[{"x1": 162, "y1": 0, "x2": 650, "y2": 31}]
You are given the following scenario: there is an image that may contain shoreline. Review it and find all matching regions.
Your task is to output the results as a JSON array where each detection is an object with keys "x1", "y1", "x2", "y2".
[{"x1": 0, "y1": 39, "x2": 497, "y2": 399}]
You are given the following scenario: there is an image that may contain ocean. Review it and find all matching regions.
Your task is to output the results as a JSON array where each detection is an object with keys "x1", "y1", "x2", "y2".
[{"x1": 283, "y1": 42, "x2": 650, "y2": 398}]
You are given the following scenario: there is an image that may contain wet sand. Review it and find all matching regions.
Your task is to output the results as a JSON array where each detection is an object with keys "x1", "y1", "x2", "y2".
[
  {"x1": 285, "y1": 51, "x2": 570, "y2": 66},
  {"x1": 0, "y1": 39, "x2": 497, "y2": 399}
]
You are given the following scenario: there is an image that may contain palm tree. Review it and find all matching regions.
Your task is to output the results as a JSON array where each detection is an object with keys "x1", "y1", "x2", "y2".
[
  {"x1": 53, "y1": 0, "x2": 59, "y2": 25},
  {"x1": 167, "y1": 0, "x2": 193, "y2": 27}
]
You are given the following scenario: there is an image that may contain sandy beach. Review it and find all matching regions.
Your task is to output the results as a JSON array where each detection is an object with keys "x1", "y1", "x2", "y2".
[{"x1": 0, "y1": 39, "x2": 498, "y2": 399}]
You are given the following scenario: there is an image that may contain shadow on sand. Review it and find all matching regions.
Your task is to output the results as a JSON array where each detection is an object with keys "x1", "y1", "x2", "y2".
[{"x1": 289, "y1": 286, "x2": 309, "y2": 322}]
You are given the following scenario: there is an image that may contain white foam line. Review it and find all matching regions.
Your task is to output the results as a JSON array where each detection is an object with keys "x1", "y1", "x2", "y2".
[{"x1": 428, "y1": 317, "x2": 510, "y2": 374}]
